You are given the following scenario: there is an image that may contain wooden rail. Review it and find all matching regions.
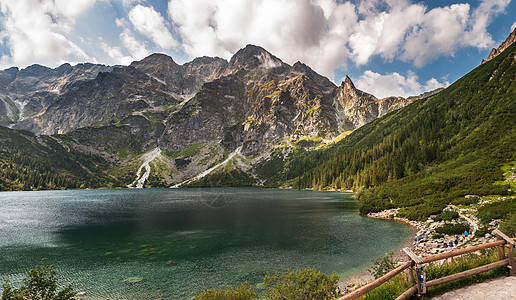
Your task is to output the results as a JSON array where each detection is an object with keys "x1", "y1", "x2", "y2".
[{"x1": 338, "y1": 230, "x2": 516, "y2": 300}]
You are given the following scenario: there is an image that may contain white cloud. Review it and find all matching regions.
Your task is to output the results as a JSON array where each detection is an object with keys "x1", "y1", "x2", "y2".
[
  {"x1": 350, "y1": 0, "x2": 509, "y2": 67},
  {"x1": 100, "y1": 40, "x2": 134, "y2": 65},
  {"x1": 168, "y1": 0, "x2": 357, "y2": 78},
  {"x1": 167, "y1": 0, "x2": 509, "y2": 76},
  {"x1": 0, "y1": 0, "x2": 94, "y2": 68},
  {"x1": 116, "y1": 18, "x2": 151, "y2": 61},
  {"x1": 128, "y1": 4, "x2": 178, "y2": 49},
  {"x1": 424, "y1": 78, "x2": 450, "y2": 92},
  {"x1": 354, "y1": 70, "x2": 448, "y2": 98},
  {"x1": 511, "y1": 20, "x2": 516, "y2": 32}
]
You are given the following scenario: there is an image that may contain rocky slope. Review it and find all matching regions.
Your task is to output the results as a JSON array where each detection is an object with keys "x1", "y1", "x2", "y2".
[
  {"x1": 482, "y1": 28, "x2": 516, "y2": 63},
  {"x1": 0, "y1": 45, "x2": 414, "y2": 188},
  {"x1": 0, "y1": 63, "x2": 112, "y2": 128}
]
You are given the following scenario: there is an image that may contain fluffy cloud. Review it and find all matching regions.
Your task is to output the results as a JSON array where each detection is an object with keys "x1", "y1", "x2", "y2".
[
  {"x1": 100, "y1": 40, "x2": 134, "y2": 65},
  {"x1": 168, "y1": 0, "x2": 509, "y2": 76},
  {"x1": 0, "y1": 0, "x2": 94, "y2": 68},
  {"x1": 168, "y1": 0, "x2": 357, "y2": 78},
  {"x1": 354, "y1": 70, "x2": 449, "y2": 98},
  {"x1": 114, "y1": 18, "x2": 151, "y2": 62},
  {"x1": 351, "y1": 0, "x2": 510, "y2": 67},
  {"x1": 511, "y1": 20, "x2": 516, "y2": 32},
  {"x1": 128, "y1": 4, "x2": 178, "y2": 49}
]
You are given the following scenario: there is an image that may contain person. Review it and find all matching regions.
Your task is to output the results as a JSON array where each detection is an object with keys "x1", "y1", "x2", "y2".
[
  {"x1": 449, "y1": 241, "x2": 454, "y2": 248},
  {"x1": 454, "y1": 239, "x2": 458, "y2": 246},
  {"x1": 464, "y1": 230, "x2": 468, "y2": 237}
]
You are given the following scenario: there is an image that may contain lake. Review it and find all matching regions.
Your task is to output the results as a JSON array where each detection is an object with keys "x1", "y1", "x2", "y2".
[{"x1": 0, "y1": 188, "x2": 413, "y2": 299}]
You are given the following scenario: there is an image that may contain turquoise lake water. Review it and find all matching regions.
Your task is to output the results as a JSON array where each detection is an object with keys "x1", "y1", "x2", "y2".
[{"x1": 0, "y1": 188, "x2": 413, "y2": 299}]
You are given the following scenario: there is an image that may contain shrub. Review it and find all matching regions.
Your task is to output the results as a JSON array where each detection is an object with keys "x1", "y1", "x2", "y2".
[
  {"x1": 433, "y1": 210, "x2": 459, "y2": 222},
  {"x1": 195, "y1": 282, "x2": 257, "y2": 300},
  {"x1": 368, "y1": 253, "x2": 396, "y2": 280},
  {"x1": 500, "y1": 213, "x2": 516, "y2": 237},
  {"x1": 2, "y1": 261, "x2": 75, "y2": 300},
  {"x1": 477, "y1": 198, "x2": 516, "y2": 224},
  {"x1": 475, "y1": 229, "x2": 488, "y2": 238},
  {"x1": 263, "y1": 267, "x2": 339, "y2": 300},
  {"x1": 398, "y1": 204, "x2": 443, "y2": 221},
  {"x1": 435, "y1": 223, "x2": 470, "y2": 236},
  {"x1": 432, "y1": 233, "x2": 444, "y2": 239}
]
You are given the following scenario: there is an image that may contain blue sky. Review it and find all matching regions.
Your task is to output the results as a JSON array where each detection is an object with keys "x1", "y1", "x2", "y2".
[{"x1": 0, "y1": 0, "x2": 514, "y2": 98}]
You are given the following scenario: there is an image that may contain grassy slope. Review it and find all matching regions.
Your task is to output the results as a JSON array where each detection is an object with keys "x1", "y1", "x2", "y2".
[
  {"x1": 279, "y1": 42, "x2": 515, "y2": 216},
  {"x1": 0, "y1": 126, "x2": 110, "y2": 190}
]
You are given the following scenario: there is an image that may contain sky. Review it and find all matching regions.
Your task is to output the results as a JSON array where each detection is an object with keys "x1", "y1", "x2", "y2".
[{"x1": 0, "y1": 0, "x2": 514, "y2": 98}]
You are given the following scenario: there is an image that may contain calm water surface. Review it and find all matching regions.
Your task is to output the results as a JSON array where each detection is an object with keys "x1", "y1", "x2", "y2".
[{"x1": 0, "y1": 188, "x2": 412, "y2": 299}]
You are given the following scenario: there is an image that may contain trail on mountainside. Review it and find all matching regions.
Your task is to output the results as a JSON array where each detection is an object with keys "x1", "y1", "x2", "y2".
[
  {"x1": 172, "y1": 146, "x2": 242, "y2": 188},
  {"x1": 128, "y1": 148, "x2": 161, "y2": 188}
]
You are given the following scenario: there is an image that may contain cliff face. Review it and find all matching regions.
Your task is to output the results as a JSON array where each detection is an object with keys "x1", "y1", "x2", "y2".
[
  {"x1": 0, "y1": 63, "x2": 112, "y2": 127},
  {"x1": 333, "y1": 76, "x2": 409, "y2": 130},
  {"x1": 482, "y1": 28, "x2": 516, "y2": 64}
]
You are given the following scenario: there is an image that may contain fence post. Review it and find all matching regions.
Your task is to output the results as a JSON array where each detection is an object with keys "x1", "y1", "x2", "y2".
[
  {"x1": 406, "y1": 266, "x2": 415, "y2": 284},
  {"x1": 493, "y1": 230, "x2": 516, "y2": 275},
  {"x1": 403, "y1": 248, "x2": 425, "y2": 296}
]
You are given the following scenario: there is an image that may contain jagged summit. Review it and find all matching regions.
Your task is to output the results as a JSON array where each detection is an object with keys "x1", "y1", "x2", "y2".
[
  {"x1": 342, "y1": 75, "x2": 355, "y2": 90},
  {"x1": 131, "y1": 53, "x2": 179, "y2": 68},
  {"x1": 482, "y1": 28, "x2": 516, "y2": 63},
  {"x1": 229, "y1": 44, "x2": 285, "y2": 71}
]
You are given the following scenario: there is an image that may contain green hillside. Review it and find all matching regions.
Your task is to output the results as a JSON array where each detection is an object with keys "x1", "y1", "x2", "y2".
[
  {"x1": 0, "y1": 127, "x2": 110, "y2": 190},
  {"x1": 278, "y1": 42, "x2": 516, "y2": 218}
]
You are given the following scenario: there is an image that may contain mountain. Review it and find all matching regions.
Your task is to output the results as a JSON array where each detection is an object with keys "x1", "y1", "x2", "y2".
[
  {"x1": 0, "y1": 63, "x2": 112, "y2": 128},
  {"x1": 482, "y1": 28, "x2": 516, "y2": 63},
  {"x1": 0, "y1": 45, "x2": 412, "y2": 190},
  {"x1": 276, "y1": 40, "x2": 515, "y2": 219}
]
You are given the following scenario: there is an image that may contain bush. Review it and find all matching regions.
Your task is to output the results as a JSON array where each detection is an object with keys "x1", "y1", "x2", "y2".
[
  {"x1": 263, "y1": 267, "x2": 339, "y2": 300},
  {"x1": 475, "y1": 229, "x2": 488, "y2": 238},
  {"x1": 2, "y1": 261, "x2": 75, "y2": 300},
  {"x1": 477, "y1": 198, "x2": 516, "y2": 224},
  {"x1": 433, "y1": 210, "x2": 459, "y2": 222},
  {"x1": 432, "y1": 233, "x2": 444, "y2": 239},
  {"x1": 368, "y1": 253, "x2": 396, "y2": 280},
  {"x1": 500, "y1": 213, "x2": 516, "y2": 237},
  {"x1": 398, "y1": 204, "x2": 443, "y2": 221},
  {"x1": 435, "y1": 223, "x2": 470, "y2": 236},
  {"x1": 195, "y1": 282, "x2": 257, "y2": 300}
]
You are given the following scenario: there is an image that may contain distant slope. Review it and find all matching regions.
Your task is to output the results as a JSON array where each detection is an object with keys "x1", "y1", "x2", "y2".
[
  {"x1": 280, "y1": 42, "x2": 516, "y2": 215},
  {"x1": 0, "y1": 126, "x2": 110, "y2": 190}
]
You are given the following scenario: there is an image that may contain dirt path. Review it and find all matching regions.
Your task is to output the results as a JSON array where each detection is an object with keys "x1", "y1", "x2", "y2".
[{"x1": 431, "y1": 276, "x2": 516, "y2": 299}]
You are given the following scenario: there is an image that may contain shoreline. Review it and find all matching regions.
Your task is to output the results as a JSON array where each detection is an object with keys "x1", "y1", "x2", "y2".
[{"x1": 338, "y1": 211, "x2": 417, "y2": 290}]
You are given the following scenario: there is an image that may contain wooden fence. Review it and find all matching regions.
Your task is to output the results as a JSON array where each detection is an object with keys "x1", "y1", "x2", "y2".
[{"x1": 338, "y1": 230, "x2": 515, "y2": 300}]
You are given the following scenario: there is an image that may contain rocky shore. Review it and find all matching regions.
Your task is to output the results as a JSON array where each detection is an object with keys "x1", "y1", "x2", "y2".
[{"x1": 367, "y1": 201, "x2": 502, "y2": 259}]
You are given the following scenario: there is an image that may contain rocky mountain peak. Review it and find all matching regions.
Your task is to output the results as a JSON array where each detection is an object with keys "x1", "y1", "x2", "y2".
[
  {"x1": 229, "y1": 44, "x2": 285, "y2": 71},
  {"x1": 133, "y1": 53, "x2": 179, "y2": 67},
  {"x1": 342, "y1": 75, "x2": 355, "y2": 91},
  {"x1": 482, "y1": 28, "x2": 516, "y2": 63}
]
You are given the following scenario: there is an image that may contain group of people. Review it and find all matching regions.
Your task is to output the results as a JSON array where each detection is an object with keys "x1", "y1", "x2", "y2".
[{"x1": 444, "y1": 230, "x2": 470, "y2": 248}]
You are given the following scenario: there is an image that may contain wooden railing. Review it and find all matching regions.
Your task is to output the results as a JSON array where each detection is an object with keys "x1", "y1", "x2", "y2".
[{"x1": 338, "y1": 230, "x2": 516, "y2": 300}]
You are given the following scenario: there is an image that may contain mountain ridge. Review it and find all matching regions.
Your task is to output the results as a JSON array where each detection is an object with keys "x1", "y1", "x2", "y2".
[{"x1": 0, "y1": 44, "x2": 414, "y2": 189}]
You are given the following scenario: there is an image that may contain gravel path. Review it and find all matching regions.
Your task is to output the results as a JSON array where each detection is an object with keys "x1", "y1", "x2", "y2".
[{"x1": 431, "y1": 276, "x2": 516, "y2": 299}]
